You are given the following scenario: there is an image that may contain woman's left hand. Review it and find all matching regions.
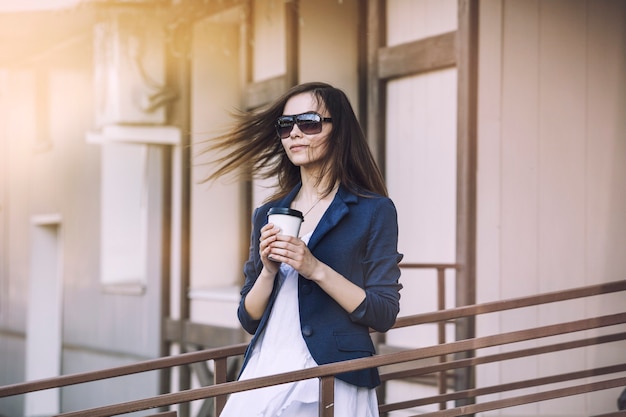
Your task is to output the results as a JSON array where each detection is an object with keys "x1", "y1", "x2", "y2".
[{"x1": 268, "y1": 235, "x2": 320, "y2": 279}]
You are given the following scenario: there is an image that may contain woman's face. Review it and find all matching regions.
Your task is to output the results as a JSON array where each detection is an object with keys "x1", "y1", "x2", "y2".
[{"x1": 280, "y1": 92, "x2": 332, "y2": 171}]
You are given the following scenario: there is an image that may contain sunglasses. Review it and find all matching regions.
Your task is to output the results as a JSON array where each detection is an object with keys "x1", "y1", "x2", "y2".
[{"x1": 275, "y1": 112, "x2": 332, "y2": 139}]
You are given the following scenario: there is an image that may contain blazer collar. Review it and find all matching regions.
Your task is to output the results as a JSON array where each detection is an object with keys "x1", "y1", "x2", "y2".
[{"x1": 276, "y1": 183, "x2": 357, "y2": 251}]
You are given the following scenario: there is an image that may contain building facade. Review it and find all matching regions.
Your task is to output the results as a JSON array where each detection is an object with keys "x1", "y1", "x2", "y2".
[{"x1": 0, "y1": 1, "x2": 624, "y2": 416}]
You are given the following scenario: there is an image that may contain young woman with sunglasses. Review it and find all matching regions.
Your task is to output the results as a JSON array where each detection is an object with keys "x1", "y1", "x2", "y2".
[{"x1": 202, "y1": 82, "x2": 403, "y2": 417}]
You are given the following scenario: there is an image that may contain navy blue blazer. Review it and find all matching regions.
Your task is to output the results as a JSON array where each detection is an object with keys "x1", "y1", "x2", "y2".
[{"x1": 237, "y1": 184, "x2": 403, "y2": 388}]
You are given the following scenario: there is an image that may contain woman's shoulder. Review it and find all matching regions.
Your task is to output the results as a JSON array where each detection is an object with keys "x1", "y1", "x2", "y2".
[{"x1": 341, "y1": 185, "x2": 396, "y2": 207}]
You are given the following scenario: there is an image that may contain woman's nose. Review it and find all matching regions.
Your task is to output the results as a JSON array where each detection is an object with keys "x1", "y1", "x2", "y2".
[{"x1": 288, "y1": 123, "x2": 302, "y2": 138}]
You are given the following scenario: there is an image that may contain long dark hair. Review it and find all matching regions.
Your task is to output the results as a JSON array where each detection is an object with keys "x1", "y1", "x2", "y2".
[{"x1": 199, "y1": 82, "x2": 387, "y2": 201}]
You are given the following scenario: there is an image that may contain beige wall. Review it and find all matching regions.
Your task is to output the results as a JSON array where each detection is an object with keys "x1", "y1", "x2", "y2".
[{"x1": 477, "y1": 1, "x2": 626, "y2": 415}]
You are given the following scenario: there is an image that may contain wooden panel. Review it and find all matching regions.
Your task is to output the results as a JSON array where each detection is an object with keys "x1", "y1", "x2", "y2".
[
  {"x1": 478, "y1": 1, "x2": 626, "y2": 413},
  {"x1": 386, "y1": 70, "x2": 457, "y2": 264},
  {"x1": 386, "y1": 0, "x2": 457, "y2": 46},
  {"x1": 499, "y1": 2, "x2": 542, "y2": 411},
  {"x1": 378, "y1": 31, "x2": 456, "y2": 80},
  {"x1": 585, "y1": 0, "x2": 626, "y2": 287},
  {"x1": 584, "y1": 10, "x2": 626, "y2": 409},
  {"x1": 537, "y1": 0, "x2": 587, "y2": 295},
  {"x1": 537, "y1": 0, "x2": 588, "y2": 402},
  {"x1": 475, "y1": 0, "x2": 503, "y2": 404},
  {"x1": 299, "y1": 0, "x2": 359, "y2": 99},
  {"x1": 500, "y1": 0, "x2": 540, "y2": 299},
  {"x1": 252, "y1": 0, "x2": 286, "y2": 81}
]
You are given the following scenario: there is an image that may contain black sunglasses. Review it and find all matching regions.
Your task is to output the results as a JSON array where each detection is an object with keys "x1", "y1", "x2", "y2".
[{"x1": 275, "y1": 112, "x2": 332, "y2": 139}]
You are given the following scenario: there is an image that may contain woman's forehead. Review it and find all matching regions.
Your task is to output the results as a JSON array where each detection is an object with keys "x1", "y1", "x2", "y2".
[{"x1": 283, "y1": 92, "x2": 326, "y2": 114}]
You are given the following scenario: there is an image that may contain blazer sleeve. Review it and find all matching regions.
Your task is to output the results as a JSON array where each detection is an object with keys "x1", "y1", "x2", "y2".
[
  {"x1": 348, "y1": 197, "x2": 403, "y2": 332},
  {"x1": 237, "y1": 207, "x2": 265, "y2": 335}
]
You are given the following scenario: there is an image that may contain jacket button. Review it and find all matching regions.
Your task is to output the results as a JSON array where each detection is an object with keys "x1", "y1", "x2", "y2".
[
  {"x1": 302, "y1": 325, "x2": 313, "y2": 337},
  {"x1": 301, "y1": 284, "x2": 312, "y2": 295}
]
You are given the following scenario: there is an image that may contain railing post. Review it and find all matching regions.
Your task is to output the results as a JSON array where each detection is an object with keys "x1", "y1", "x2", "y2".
[
  {"x1": 319, "y1": 376, "x2": 335, "y2": 417},
  {"x1": 214, "y1": 357, "x2": 228, "y2": 416},
  {"x1": 437, "y1": 266, "x2": 447, "y2": 410}
]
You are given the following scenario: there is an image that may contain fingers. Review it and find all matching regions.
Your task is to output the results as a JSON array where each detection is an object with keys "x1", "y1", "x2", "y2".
[
  {"x1": 261, "y1": 224, "x2": 311, "y2": 269},
  {"x1": 259, "y1": 224, "x2": 281, "y2": 268},
  {"x1": 267, "y1": 237, "x2": 309, "y2": 267}
]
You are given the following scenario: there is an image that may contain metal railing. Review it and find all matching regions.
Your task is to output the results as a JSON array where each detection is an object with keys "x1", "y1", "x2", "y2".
[{"x1": 1, "y1": 279, "x2": 624, "y2": 417}]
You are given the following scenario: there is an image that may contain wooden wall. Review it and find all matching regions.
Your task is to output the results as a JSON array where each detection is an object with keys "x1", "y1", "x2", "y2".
[{"x1": 477, "y1": 1, "x2": 626, "y2": 415}]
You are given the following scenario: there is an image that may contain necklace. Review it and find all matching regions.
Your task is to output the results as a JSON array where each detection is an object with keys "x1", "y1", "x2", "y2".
[
  {"x1": 301, "y1": 196, "x2": 323, "y2": 218},
  {"x1": 299, "y1": 184, "x2": 339, "y2": 218}
]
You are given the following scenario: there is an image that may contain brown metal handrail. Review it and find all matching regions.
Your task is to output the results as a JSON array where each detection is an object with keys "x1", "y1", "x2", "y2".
[
  {"x1": 1, "y1": 279, "x2": 624, "y2": 417},
  {"x1": 53, "y1": 311, "x2": 626, "y2": 416},
  {"x1": 0, "y1": 343, "x2": 247, "y2": 398}
]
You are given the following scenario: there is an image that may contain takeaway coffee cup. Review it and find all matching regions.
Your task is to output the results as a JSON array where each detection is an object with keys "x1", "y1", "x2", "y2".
[{"x1": 267, "y1": 207, "x2": 304, "y2": 238}]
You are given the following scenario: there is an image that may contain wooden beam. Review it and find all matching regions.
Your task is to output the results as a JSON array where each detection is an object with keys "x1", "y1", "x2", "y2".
[
  {"x1": 378, "y1": 31, "x2": 456, "y2": 80},
  {"x1": 365, "y1": 0, "x2": 386, "y2": 172},
  {"x1": 454, "y1": 0, "x2": 479, "y2": 407},
  {"x1": 285, "y1": 0, "x2": 299, "y2": 87}
]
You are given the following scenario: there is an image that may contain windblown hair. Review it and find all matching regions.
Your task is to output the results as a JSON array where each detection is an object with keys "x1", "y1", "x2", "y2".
[{"x1": 199, "y1": 82, "x2": 387, "y2": 201}]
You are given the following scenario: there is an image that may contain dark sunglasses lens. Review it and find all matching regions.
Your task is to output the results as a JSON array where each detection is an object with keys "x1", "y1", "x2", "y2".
[
  {"x1": 276, "y1": 117, "x2": 295, "y2": 138},
  {"x1": 295, "y1": 114, "x2": 322, "y2": 135}
]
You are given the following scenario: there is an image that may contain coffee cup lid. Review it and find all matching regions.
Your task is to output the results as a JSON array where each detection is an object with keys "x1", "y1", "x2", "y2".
[{"x1": 267, "y1": 207, "x2": 304, "y2": 219}]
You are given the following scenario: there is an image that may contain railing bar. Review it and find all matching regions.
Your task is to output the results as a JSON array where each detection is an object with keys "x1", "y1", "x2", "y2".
[
  {"x1": 53, "y1": 314, "x2": 626, "y2": 417},
  {"x1": 380, "y1": 363, "x2": 626, "y2": 412},
  {"x1": 2, "y1": 282, "x2": 622, "y2": 398},
  {"x1": 380, "y1": 332, "x2": 626, "y2": 381},
  {"x1": 392, "y1": 280, "x2": 626, "y2": 329},
  {"x1": 368, "y1": 313, "x2": 626, "y2": 377},
  {"x1": 0, "y1": 342, "x2": 247, "y2": 397},
  {"x1": 408, "y1": 376, "x2": 626, "y2": 417},
  {"x1": 319, "y1": 376, "x2": 335, "y2": 417}
]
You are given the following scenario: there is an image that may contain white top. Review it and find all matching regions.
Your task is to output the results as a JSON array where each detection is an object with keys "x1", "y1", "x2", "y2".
[{"x1": 219, "y1": 233, "x2": 379, "y2": 417}]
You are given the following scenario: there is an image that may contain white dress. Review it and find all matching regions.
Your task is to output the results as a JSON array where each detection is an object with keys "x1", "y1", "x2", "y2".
[{"x1": 219, "y1": 233, "x2": 379, "y2": 417}]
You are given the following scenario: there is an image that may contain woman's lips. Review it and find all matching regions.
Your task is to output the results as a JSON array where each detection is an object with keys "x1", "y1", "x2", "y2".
[{"x1": 289, "y1": 144, "x2": 307, "y2": 152}]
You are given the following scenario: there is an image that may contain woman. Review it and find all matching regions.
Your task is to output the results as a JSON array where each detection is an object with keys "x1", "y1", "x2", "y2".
[{"x1": 203, "y1": 82, "x2": 402, "y2": 417}]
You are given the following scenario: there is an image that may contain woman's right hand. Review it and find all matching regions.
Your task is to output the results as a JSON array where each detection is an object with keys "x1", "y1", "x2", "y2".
[
  {"x1": 259, "y1": 223, "x2": 281, "y2": 275},
  {"x1": 243, "y1": 223, "x2": 281, "y2": 320}
]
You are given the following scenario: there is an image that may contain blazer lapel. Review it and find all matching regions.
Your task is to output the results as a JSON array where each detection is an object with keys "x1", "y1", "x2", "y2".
[{"x1": 307, "y1": 185, "x2": 357, "y2": 252}]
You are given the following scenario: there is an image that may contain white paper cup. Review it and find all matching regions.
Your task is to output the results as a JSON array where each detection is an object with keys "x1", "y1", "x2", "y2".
[{"x1": 267, "y1": 207, "x2": 304, "y2": 237}]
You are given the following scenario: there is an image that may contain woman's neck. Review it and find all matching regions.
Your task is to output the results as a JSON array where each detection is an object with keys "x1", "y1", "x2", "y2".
[{"x1": 299, "y1": 170, "x2": 335, "y2": 201}]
